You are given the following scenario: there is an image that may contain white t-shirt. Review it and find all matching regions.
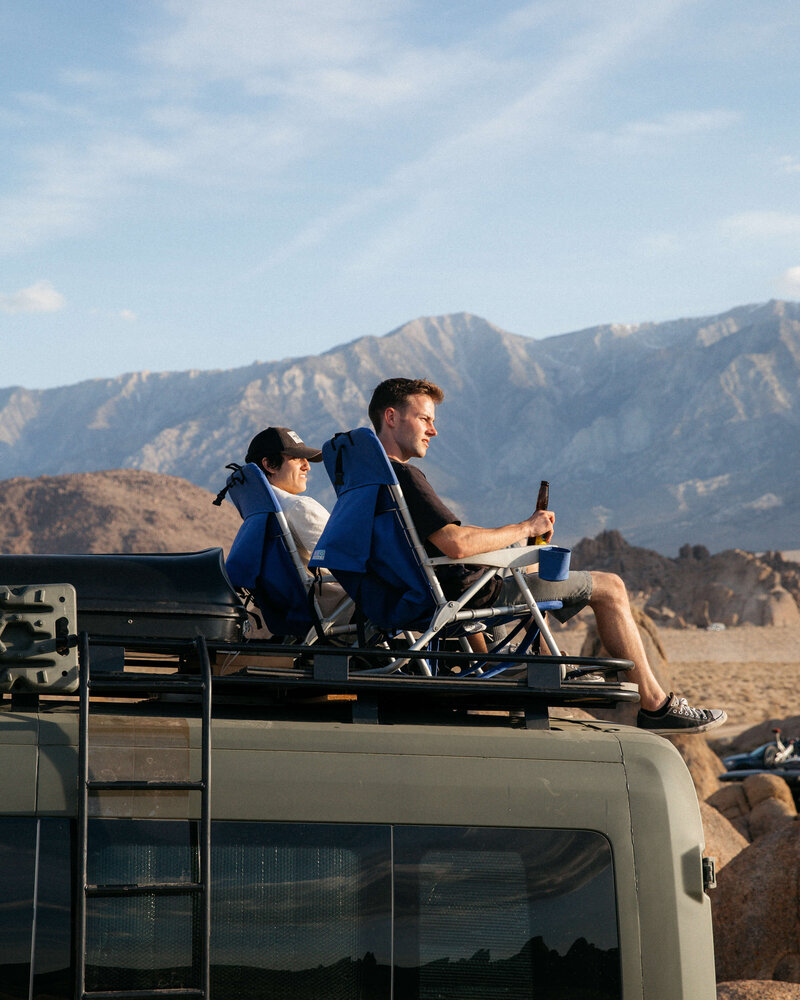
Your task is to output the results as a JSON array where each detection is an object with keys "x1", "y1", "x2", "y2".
[
  {"x1": 271, "y1": 485, "x2": 330, "y2": 571},
  {"x1": 272, "y1": 485, "x2": 346, "y2": 618}
]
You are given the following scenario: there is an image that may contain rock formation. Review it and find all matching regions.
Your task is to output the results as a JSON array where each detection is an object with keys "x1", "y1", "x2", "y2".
[
  {"x1": 717, "y1": 983, "x2": 800, "y2": 999},
  {"x1": 712, "y1": 821, "x2": 800, "y2": 983},
  {"x1": 670, "y1": 734, "x2": 726, "y2": 802},
  {"x1": 572, "y1": 531, "x2": 800, "y2": 627},
  {"x1": 708, "y1": 775, "x2": 797, "y2": 841},
  {"x1": 714, "y1": 717, "x2": 800, "y2": 759},
  {"x1": 700, "y1": 800, "x2": 749, "y2": 871}
]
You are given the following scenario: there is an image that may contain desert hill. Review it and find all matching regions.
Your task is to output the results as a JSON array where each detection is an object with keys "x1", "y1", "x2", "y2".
[
  {"x1": 1, "y1": 299, "x2": 799, "y2": 553},
  {"x1": 0, "y1": 469, "x2": 241, "y2": 555}
]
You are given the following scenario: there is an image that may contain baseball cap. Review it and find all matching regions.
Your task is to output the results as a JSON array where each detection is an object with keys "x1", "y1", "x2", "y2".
[{"x1": 245, "y1": 427, "x2": 322, "y2": 464}]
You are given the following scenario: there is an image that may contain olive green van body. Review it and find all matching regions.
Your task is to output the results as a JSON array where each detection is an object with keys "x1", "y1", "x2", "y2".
[
  {"x1": 0, "y1": 556, "x2": 716, "y2": 998},
  {"x1": 0, "y1": 698, "x2": 716, "y2": 999}
]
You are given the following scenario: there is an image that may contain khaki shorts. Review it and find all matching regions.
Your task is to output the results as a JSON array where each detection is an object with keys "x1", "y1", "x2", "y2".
[{"x1": 498, "y1": 569, "x2": 593, "y2": 623}]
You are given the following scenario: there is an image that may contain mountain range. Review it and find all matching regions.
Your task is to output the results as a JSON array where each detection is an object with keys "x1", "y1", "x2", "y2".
[{"x1": 2, "y1": 299, "x2": 799, "y2": 554}]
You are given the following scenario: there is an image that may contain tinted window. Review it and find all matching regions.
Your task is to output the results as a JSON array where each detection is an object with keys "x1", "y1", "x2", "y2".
[
  {"x1": 33, "y1": 819, "x2": 72, "y2": 1000},
  {"x1": 211, "y1": 823, "x2": 391, "y2": 1000},
  {"x1": 0, "y1": 818, "x2": 36, "y2": 1000},
  {"x1": 394, "y1": 826, "x2": 619, "y2": 1000},
  {"x1": 3, "y1": 818, "x2": 620, "y2": 1000},
  {"x1": 85, "y1": 819, "x2": 199, "y2": 994}
]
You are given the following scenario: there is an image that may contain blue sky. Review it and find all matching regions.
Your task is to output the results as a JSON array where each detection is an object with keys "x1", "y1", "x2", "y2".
[{"x1": 2, "y1": 0, "x2": 800, "y2": 390}]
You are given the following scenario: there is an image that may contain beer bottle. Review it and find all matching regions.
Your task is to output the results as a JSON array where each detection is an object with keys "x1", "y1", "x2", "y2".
[{"x1": 529, "y1": 480, "x2": 550, "y2": 546}]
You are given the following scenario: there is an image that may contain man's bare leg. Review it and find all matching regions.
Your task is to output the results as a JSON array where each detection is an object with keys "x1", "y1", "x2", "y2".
[{"x1": 587, "y1": 571, "x2": 667, "y2": 712}]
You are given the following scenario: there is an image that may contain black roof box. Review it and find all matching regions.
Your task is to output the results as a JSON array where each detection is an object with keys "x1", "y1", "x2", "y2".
[{"x1": 0, "y1": 548, "x2": 246, "y2": 643}]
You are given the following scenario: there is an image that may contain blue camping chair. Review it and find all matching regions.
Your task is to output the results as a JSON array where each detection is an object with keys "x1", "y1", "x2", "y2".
[
  {"x1": 309, "y1": 428, "x2": 564, "y2": 676},
  {"x1": 218, "y1": 462, "x2": 352, "y2": 644}
]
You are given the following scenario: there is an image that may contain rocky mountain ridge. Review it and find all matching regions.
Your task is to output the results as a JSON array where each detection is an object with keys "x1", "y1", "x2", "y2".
[{"x1": 2, "y1": 299, "x2": 799, "y2": 553}]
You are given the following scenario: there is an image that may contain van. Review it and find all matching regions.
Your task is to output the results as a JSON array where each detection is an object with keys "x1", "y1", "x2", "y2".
[{"x1": 0, "y1": 552, "x2": 717, "y2": 1000}]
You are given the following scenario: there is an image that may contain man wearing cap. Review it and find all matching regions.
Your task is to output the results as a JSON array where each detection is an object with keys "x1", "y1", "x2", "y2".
[{"x1": 245, "y1": 426, "x2": 330, "y2": 570}]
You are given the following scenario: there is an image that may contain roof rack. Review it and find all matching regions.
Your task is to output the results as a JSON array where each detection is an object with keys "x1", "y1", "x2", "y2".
[
  {"x1": 6, "y1": 638, "x2": 637, "y2": 732},
  {"x1": 1, "y1": 575, "x2": 639, "y2": 727}
]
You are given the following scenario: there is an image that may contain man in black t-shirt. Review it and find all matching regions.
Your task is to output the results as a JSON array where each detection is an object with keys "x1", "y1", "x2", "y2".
[
  {"x1": 391, "y1": 461, "x2": 503, "y2": 608},
  {"x1": 367, "y1": 377, "x2": 726, "y2": 736}
]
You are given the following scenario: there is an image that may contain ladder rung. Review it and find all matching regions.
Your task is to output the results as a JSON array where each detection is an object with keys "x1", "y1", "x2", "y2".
[
  {"x1": 86, "y1": 780, "x2": 204, "y2": 792},
  {"x1": 87, "y1": 676, "x2": 206, "y2": 695},
  {"x1": 87, "y1": 882, "x2": 203, "y2": 897},
  {"x1": 82, "y1": 990, "x2": 204, "y2": 999}
]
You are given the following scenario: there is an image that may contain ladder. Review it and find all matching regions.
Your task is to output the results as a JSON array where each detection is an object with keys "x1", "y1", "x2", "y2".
[{"x1": 75, "y1": 634, "x2": 212, "y2": 1000}]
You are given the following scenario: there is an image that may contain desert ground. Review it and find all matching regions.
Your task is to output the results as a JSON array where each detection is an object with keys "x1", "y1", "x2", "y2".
[{"x1": 556, "y1": 621, "x2": 800, "y2": 742}]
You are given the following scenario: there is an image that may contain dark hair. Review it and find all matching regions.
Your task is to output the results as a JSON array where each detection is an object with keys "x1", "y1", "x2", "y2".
[
  {"x1": 368, "y1": 378, "x2": 444, "y2": 431},
  {"x1": 261, "y1": 452, "x2": 284, "y2": 473}
]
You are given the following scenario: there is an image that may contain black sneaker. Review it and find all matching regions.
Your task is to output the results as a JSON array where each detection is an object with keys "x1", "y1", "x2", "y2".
[{"x1": 637, "y1": 693, "x2": 726, "y2": 735}]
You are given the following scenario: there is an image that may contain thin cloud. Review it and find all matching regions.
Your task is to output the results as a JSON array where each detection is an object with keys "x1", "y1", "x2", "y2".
[
  {"x1": 144, "y1": 0, "x2": 400, "y2": 77},
  {"x1": 1, "y1": 2, "x2": 484, "y2": 254},
  {"x1": 245, "y1": 0, "x2": 696, "y2": 278},
  {"x1": 777, "y1": 266, "x2": 800, "y2": 296},
  {"x1": 0, "y1": 280, "x2": 66, "y2": 314},
  {"x1": 721, "y1": 211, "x2": 800, "y2": 241},
  {"x1": 584, "y1": 108, "x2": 739, "y2": 155},
  {"x1": 777, "y1": 154, "x2": 800, "y2": 175},
  {"x1": 145, "y1": 0, "x2": 498, "y2": 121},
  {"x1": 620, "y1": 109, "x2": 739, "y2": 139}
]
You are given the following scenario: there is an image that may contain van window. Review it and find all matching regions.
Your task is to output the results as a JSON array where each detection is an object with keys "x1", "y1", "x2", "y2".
[
  {"x1": 0, "y1": 817, "x2": 72, "y2": 1000},
  {"x1": 1, "y1": 818, "x2": 620, "y2": 1000},
  {"x1": 0, "y1": 818, "x2": 36, "y2": 1000}
]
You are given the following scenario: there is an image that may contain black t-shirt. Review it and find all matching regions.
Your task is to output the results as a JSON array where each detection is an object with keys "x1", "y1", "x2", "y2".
[{"x1": 391, "y1": 461, "x2": 501, "y2": 606}]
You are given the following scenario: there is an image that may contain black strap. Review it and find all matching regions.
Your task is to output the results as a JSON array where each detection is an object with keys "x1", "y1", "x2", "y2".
[
  {"x1": 329, "y1": 431, "x2": 355, "y2": 488},
  {"x1": 212, "y1": 463, "x2": 245, "y2": 506},
  {"x1": 308, "y1": 569, "x2": 329, "y2": 644},
  {"x1": 239, "y1": 590, "x2": 263, "y2": 633}
]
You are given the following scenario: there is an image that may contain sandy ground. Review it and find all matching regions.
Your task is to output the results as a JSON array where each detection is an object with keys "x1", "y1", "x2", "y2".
[
  {"x1": 556, "y1": 622, "x2": 800, "y2": 737},
  {"x1": 659, "y1": 624, "x2": 800, "y2": 732}
]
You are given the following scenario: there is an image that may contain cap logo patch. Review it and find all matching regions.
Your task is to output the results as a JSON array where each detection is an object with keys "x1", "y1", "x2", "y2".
[{"x1": 287, "y1": 431, "x2": 303, "y2": 444}]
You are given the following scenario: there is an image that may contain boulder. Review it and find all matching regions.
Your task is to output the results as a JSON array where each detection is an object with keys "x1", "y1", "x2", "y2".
[
  {"x1": 668, "y1": 734, "x2": 726, "y2": 800},
  {"x1": 712, "y1": 823, "x2": 800, "y2": 982},
  {"x1": 700, "y1": 800, "x2": 749, "y2": 870},
  {"x1": 708, "y1": 775, "x2": 796, "y2": 841},
  {"x1": 743, "y1": 773, "x2": 797, "y2": 812},
  {"x1": 717, "y1": 983, "x2": 800, "y2": 999},
  {"x1": 749, "y1": 798, "x2": 797, "y2": 841},
  {"x1": 708, "y1": 784, "x2": 752, "y2": 840}
]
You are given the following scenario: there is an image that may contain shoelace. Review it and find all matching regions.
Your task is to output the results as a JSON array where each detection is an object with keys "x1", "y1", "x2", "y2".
[{"x1": 673, "y1": 697, "x2": 710, "y2": 720}]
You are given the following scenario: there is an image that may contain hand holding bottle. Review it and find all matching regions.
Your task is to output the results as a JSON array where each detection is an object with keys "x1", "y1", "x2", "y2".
[{"x1": 527, "y1": 480, "x2": 552, "y2": 545}]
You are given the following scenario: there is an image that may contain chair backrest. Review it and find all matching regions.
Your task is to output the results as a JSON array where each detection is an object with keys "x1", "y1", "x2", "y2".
[
  {"x1": 310, "y1": 429, "x2": 436, "y2": 630},
  {"x1": 223, "y1": 463, "x2": 314, "y2": 635}
]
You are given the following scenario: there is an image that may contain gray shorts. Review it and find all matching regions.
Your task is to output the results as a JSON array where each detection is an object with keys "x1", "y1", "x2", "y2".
[{"x1": 498, "y1": 569, "x2": 593, "y2": 623}]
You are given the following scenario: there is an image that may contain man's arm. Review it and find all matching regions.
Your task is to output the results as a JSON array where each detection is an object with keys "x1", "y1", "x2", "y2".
[{"x1": 429, "y1": 510, "x2": 555, "y2": 559}]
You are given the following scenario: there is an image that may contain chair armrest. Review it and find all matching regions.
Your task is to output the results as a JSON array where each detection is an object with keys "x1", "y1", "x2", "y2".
[{"x1": 428, "y1": 546, "x2": 542, "y2": 570}]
